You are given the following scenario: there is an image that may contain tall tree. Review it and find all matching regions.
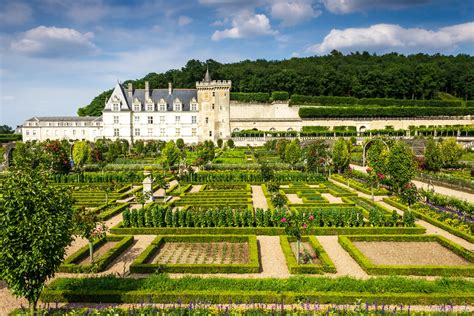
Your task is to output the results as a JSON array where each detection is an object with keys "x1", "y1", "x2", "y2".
[
  {"x1": 386, "y1": 141, "x2": 417, "y2": 192},
  {"x1": 424, "y1": 138, "x2": 443, "y2": 171},
  {"x1": 162, "y1": 141, "x2": 180, "y2": 170},
  {"x1": 332, "y1": 138, "x2": 350, "y2": 173},
  {"x1": 305, "y1": 140, "x2": 329, "y2": 173},
  {"x1": 72, "y1": 141, "x2": 90, "y2": 170},
  {"x1": 284, "y1": 140, "x2": 301, "y2": 167},
  {"x1": 0, "y1": 167, "x2": 74, "y2": 313}
]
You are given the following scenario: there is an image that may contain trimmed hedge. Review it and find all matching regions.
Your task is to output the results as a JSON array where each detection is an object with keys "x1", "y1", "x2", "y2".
[
  {"x1": 129, "y1": 235, "x2": 260, "y2": 274},
  {"x1": 230, "y1": 92, "x2": 270, "y2": 103},
  {"x1": 98, "y1": 203, "x2": 129, "y2": 220},
  {"x1": 299, "y1": 106, "x2": 474, "y2": 118},
  {"x1": 280, "y1": 236, "x2": 336, "y2": 274},
  {"x1": 59, "y1": 235, "x2": 134, "y2": 273},
  {"x1": 110, "y1": 223, "x2": 425, "y2": 235},
  {"x1": 271, "y1": 91, "x2": 289, "y2": 101},
  {"x1": 42, "y1": 275, "x2": 474, "y2": 305},
  {"x1": 331, "y1": 174, "x2": 389, "y2": 196},
  {"x1": 383, "y1": 197, "x2": 474, "y2": 243},
  {"x1": 339, "y1": 234, "x2": 474, "y2": 277}
]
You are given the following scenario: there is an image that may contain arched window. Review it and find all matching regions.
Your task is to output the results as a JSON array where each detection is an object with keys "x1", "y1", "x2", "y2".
[
  {"x1": 287, "y1": 128, "x2": 293, "y2": 132},
  {"x1": 269, "y1": 128, "x2": 276, "y2": 131},
  {"x1": 359, "y1": 126, "x2": 367, "y2": 133},
  {"x1": 233, "y1": 128, "x2": 240, "y2": 133}
]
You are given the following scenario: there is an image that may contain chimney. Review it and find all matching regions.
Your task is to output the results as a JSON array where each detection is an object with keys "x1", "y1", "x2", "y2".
[
  {"x1": 168, "y1": 82, "x2": 172, "y2": 95},
  {"x1": 127, "y1": 82, "x2": 133, "y2": 97},
  {"x1": 145, "y1": 81, "x2": 149, "y2": 99}
]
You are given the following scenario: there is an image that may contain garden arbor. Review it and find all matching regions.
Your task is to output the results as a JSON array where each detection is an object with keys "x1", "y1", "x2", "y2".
[{"x1": 362, "y1": 139, "x2": 389, "y2": 167}]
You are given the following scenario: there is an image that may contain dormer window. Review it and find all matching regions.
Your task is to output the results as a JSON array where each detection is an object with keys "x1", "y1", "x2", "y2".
[
  {"x1": 113, "y1": 103, "x2": 119, "y2": 111},
  {"x1": 191, "y1": 103, "x2": 198, "y2": 111},
  {"x1": 134, "y1": 104, "x2": 140, "y2": 111},
  {"x1": 173, "y1": 98, "x2": 182, "y2": 112},
  {"x1": 147, "y1": 103, "x2": 154, "y2": 111},
  {"x1": 159, "y1": 99, "x2": 166, "y2": 111}
]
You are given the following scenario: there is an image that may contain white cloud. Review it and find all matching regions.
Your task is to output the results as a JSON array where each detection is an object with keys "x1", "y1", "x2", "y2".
[
  {"x1": 321, "y1": 0, "x2": 430, "y2": 14},
  {"x1": 10, "y1": 26, "x2": 98, "y2": 58},
  {"x1": 178, "y1": 15, "x2": 193, "y2": 26},
  {"x1": 270, "y1": 0, "x2": 321, "y2": 26},
  {"x1": 0, "y1": 2, "x2": 32, "y2": 26},
  {"x1": 212, "y1": 11, "x2": 277, "y2": 40},
  {"x1": 307, "y1": 22, "x2": 474, "y2": 54}
]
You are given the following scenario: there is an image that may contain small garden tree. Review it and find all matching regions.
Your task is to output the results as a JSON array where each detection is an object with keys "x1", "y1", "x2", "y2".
[
  {"x1": 332, "y1": 138, "x2": 350, "y2": 173},
  {"x1": 386, "y1": 141, "x2": 417, "y2": 193},
  {"x1": 162, "y1": 141, "x2": 180, "y2": 170},
  {"x1": 73, "y1": 208, "x2": 107, "y2": 264},
  {"x1": 440, "y1": 138, "x2": 463, "y2": 167},
  {"x1": 226, "y1": 139, "x2": 235, "y2": 149},
  {"x1": 281, "y1": 213, "x2": 314, "y2": 264},
  {"x1": 0, "y1": 167, "x2": 74, "y2": 313},
  {"x1": 305, "y1": 140, "x2": 328, "y2": 173},
  {"x1": 176, "y1": 138, "x2": 185, "y2": 151},
  {"x1": 424, "y1": 138, "x2": 443, "y2": 172},
  {"x1": 284, "y1": 140, "x2": 301, "y2": 168},
  {"x1": 72, "y1": 141, "x2": 90, "y2": 171},
  {"x1": 399, "y1": 182, "x2": 420, "y2": 211}
]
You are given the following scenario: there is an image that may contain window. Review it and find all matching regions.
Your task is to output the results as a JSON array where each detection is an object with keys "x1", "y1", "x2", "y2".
[
  {"x1": 113, "y1": 103, "x2": 119, "y2": 111},
  {"x1": 192, "y1": 128, "x2": 197, "y2": 137},
  {"x1": 134, "y1": 104, "x2": 140, "y2": 112},
  {"x1": 212, "y1": 91, "x2": 215, "y2": 97},
  {"x1": 55, "y1": 130, "x2": 58, "y2": 136},
  {"x1": 212, "y1": 104, "x2": 214, "y2": 110},
  {"x1": 134, "y1": 128, "x2": 140, "y2": 136},
  {"x1": 160, "y1": 128, "x2": 165, "y2": 137},
  {"x1": 147, "y1": 104, "x2": 154, "y2": 111},
  {"x1": 175, "y1": 116, "x2": 180, "y2": 124},
  {"x1": 174, "y1": 103, "x2": 182, "y2": 111},
  {"x1": 82, "y1": 130, "x2": 85, "y2": 135},
  {"x1": 148, "y1": 128, "x2": 153, "y2": 136},
  {"x1": 209, "y1": 131, "x2": 212, "y2": 137},
  {"x1": 160, "y1": 116, "x2": 165, "y2": 124},
  {"x1": 175, "y1": 128, "x2": 181, "y2": 136},
  {"x1": 26, "y1": 130, "x2": 29, "y2": 136},
  {"x1": 114, "y1": 128, "x2": 119, "y2": 137},
  {"x1": 191, "y1": 103, "x2": 197, "y2": 111},
  {"x1": 33, "y1": 130, "x2": 36, "y2": 136},
  {"x1": 113, "y1": 116, "x2": 119, "y2": 124},
  {"x1": 73, "y1": 130, "x2": 76, "y2": 135},
  {"x1": 192, "y1": 116, "x2": 197, "y2": 124},
  {"x1": 205, "y1": 117, "x2": 209, "y2": 124},
  {"x1": 148, "y1": 116, "x2": 153, "y2": 124},
  {"x1": 134, "y1": 116, "x2": 140, "y2": 123},
  {"x1": 159, "y1": 103, "x2": 166, "y2": 111}
]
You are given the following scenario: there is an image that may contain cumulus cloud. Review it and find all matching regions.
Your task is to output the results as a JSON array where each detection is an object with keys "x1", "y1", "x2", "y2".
[
  {"x1": 306, "y1": 22, "x2": 474, "y2": 54},
  {"x1": 0, "y1": 2, "x2": 32, "y2": 26},
  {"x1": 270, "y1": 0, "x2": 321, "y2": 26},
  {"x1": 212, "y1": 11, "x2": 278, "y2": 40},
  {"x1": 178, "y1": 15, "x2": 193, "y2": 26},
  {"x1": 321, "y1": 0, "x2": 431, "y2": 14},
  {"x1": 10, "y1": 26, "x2": 98, "y2": 58}
]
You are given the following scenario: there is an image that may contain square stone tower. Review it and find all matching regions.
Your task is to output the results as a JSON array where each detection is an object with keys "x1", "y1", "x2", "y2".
[{"x1": 196, "y1": 69, "x2": 232, "y2": 143}]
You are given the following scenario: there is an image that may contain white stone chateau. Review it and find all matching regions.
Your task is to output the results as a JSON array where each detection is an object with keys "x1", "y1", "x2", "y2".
[{"x1": 22, "y1": 70, "x2": 471, "y2": 144}]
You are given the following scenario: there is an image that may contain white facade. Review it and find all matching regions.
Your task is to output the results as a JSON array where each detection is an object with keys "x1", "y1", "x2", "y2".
[{"x1": 21, "y1": 71, "x2": 473, "y2": 143}]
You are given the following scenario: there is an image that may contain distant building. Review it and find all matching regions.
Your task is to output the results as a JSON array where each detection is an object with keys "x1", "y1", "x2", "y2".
[{"x1": 22, "y1": 70, "x2": 471, "y2": 144}]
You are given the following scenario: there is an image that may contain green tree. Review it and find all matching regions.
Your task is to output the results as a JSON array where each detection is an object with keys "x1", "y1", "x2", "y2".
[
  {"x1": 366, "y1": 139, "x2": 388, "y2": 175},
  {"x1": 332, "y1": 138, "x2": 350, "y2": 173},
  {"x1": 305, "y1": 140, "x2": 328, "y2": 173},
  {"x1": 399, "y1": 182, "x2": 420, "y2": 211},
  {"x1": 260, "y1": 162, "x2": 274, "y2": 181},
  {"x1": 424, "y1": 138, "x2": 443, "y2": 171},
  {"x1": 284, "y1": 140, "x2": 301, "y2": 168},
  {"x1": 440, "y1": 138, "x2": 463, "y2": 167},
  {"x1": 0, "y1": 167, "x2": 74, "y2": 312},
  {"x1": 73, "y1": 208, "x2": 107, "y2": 264},
  {"x1": 72, "y1": 141, "x2": 90, "y2": 170},
  {"x1": 162, "y1": 141, "x2": 180, "y2": 170},
  {"x1": 386, "y1": 141, "x2": 417, "y2": 192},
  {"x1": 175, "y1": 138, "x2": 185, "y2": 151},
  {"x1": 226, "y1": 139, "x2": 235, "y2": 149}
]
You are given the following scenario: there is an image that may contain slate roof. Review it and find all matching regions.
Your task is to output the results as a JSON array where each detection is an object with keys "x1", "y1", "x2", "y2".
[
  {"x1": 125, "y1": 88, "x2": 198, "y2": 111},
  {"x1": 26, "y1": 116, "x2": 102, "y2": 122}
]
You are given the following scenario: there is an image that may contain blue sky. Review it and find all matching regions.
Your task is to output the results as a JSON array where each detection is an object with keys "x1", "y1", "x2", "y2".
[{"x1": 1, "y1": 0, "x2": 473, "y2": 128}]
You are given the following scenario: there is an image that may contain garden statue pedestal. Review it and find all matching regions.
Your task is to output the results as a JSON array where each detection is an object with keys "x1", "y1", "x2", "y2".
[{"x1": 143, "y1": 175, "x2": 153, "y2": 202}]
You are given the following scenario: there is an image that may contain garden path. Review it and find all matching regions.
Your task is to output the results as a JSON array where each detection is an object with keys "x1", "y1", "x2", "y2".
[
  {"x1": 378, "y1": 200, "x2": 474, "y2": 251},
  {"x1": 350, "y1": 164, "x2": 474, "y2": 203},
  {"x1": 286, "y1": 194, "x2": 303, "y2": 204},
  {"x1": 316, "y1": 236, "x2": 368, "y2": 278},
  {"x1": 327, "y1": 178, "x2": 384, "y2": 202},
  {"x1": 251, "y1": 185, "x2": 268, "y2": 209},
  {"x1": 0, "y1": 281, "x2": 27, "y2": 315},
  {"x1": 320, "y1": 193, "x2": 343, "y2": 204},
  {"x1": 190, "y1": 184, "x2": 202, "y2": 193},
  {"x1": 153, "y1": 180, "x2": 179, "y2": 197}
]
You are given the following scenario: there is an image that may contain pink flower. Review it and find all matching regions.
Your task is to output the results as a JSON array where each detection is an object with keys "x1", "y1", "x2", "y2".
[
  {"x1": 281, "y1": 218, "x2": 287, "y2": 223},
  {"x1": 377, "y1": 173, "x2": 385, "y2": 180},
  {"x1": 309, "y1": 215, "x2": 314, "y2": 221},
  {"x1": 302, "y1": 223, "x2": 307, "y2": 229}
]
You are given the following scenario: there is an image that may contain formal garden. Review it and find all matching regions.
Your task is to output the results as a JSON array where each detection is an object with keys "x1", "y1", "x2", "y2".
[{"x1": 0, "y1": 136, "x2": 473, "y2": 315}]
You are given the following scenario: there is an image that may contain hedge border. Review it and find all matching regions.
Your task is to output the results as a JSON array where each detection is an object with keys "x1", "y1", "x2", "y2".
[
  {"x1": 339, "y1": 234, "x2": 474, "y2": 277},
  {"x1": 59, "y1": 235, "x2": 134, "y2": 273},
  {"x1": 383, "y1": 197, "x2": 474, "y2": 243},
  {"x1": 110, "y1": 223, "x2": 425, "y2": 235},
  {"x1": 98, "y1": 203, "x2": 129, "y2": 220},
  {"x1": 279, "y1": 236, "x2": 336, "y2": 274},
  {"x1": 331, "y1": 175, "x2": 389, "y2": 196},
  {"x1": 129, "y1": 234, "x2": 260, "y2": 274}
]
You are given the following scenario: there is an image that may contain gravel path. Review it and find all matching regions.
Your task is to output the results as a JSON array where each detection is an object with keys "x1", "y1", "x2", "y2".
[
  {"x1": 378, "y1": 201, "x2": 474, "y2": 251},
  {"x1": 164, "y1": 236, "x2": 290, "y2": 279},
  {"x1": 317, "y1": 236, "x2": 368, "y2": 278},
  {"x1": 321, "y1": 193, "x2": 343, "y2": 204},
  {"x1": 252, "y1": 185, "x2": 268, "y2": 209},
  {"x1": 286, "y1": 193, "x2": 303, "y2": 204},
  {"x1": 0, "y1": 281, "x2": 27, "y2": 315},
  {"x1": 189, "y1": 185, "x2": 202, "y2": 193}
]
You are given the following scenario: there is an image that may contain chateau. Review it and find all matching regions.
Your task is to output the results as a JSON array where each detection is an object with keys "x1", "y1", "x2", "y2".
[{"x1": 22, "y1": 70, "x2": 471, "y2": 144}]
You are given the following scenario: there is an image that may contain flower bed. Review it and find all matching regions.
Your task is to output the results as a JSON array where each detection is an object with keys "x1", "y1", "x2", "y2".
[
  {"x1": 280, "y1": 235, "x2": 336, "y2": 274},
  {"x1": 59, "y1": 235, "x2": 134, "y2": 273},
  {"x1": 339, "y1": 234, "x2": 474, "y2": 277},
  {"x1": 129, "y1": 235, "x2": 259, "y2": 274}
]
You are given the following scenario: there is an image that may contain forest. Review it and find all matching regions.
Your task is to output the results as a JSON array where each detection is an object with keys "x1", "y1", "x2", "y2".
[{"x1": 78, "y1": 51, "x2": 474, "y2": 117}]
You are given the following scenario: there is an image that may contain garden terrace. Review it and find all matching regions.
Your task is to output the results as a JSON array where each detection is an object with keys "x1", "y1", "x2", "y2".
[
  {"x1": 59, "y1": 235, "x2": 133, "y2": 273},
  {"x1": 280, "y1": 236, "x2": 336, "y2": 274},
  {"x1": 130, "y1": 235, "x2": 259, "y2": 274},
  {"x1": 339, "y1": 235, "x2": 474, "y2": 277}
]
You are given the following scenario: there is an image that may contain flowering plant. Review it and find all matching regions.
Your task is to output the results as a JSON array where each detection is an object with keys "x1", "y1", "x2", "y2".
[{"x1": 281, "y1": 212, "x2": 315, "y2": 264}]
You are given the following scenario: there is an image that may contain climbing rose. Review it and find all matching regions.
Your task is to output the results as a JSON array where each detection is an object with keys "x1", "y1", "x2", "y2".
[
  {"x1": 281, "y1": 218, "x2": 287, "y2": 223},
  {"x1": 309, "y1": 215, "x2": 314, "y2": 221},
  {"x1": 302, "y1": 223, "x2": 307, "y2": 229}
]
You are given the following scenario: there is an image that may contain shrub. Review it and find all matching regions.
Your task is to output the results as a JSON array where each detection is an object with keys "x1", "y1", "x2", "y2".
[
  {"x1": 299, "y1": 107, "x2": 474, "y2": 118},
  {"x1": 271, "y1": 91, "x2": 289, "y2": 101}
]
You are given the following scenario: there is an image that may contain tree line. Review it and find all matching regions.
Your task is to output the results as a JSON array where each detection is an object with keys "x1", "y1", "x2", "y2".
[{"x1": 78, "y1": 51, "x2": 474, "y2": 116}]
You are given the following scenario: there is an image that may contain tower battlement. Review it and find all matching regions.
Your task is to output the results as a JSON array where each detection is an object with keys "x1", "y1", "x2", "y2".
[{"x1": 196, "y1": 80, "x2": 232, "y2": 88}]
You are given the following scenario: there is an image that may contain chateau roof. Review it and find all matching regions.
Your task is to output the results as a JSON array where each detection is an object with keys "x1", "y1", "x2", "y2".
[
  {"x1": 126, "y1": 88, "x2": 197, "y2": 111},
  {"x1": 26, "y1": 116, "x2": 102, "y2": 122}
]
